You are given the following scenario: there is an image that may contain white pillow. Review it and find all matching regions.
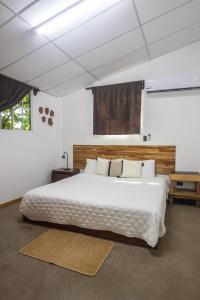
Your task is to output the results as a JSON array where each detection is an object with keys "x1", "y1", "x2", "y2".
[
  {"x1": 84, "y1": 159, "x2": 97, "y2": 174},
  {"x1": 142, "y1": 160, "x2": 155, "y2": 177},
  {"x1": 121, "y1": 160, "x2": 142, "y2": 178},
  {"x1": 95, "y1": 158, "x2": 110, "y2": 176}
]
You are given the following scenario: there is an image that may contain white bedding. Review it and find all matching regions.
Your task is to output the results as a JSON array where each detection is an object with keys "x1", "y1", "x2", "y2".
[{"x1": 20, "y1": 173, "x2": 168, "y2": 247}]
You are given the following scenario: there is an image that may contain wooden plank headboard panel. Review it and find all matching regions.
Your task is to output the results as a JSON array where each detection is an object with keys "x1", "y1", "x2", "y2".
[{"x1": 73, "y1": 145, "x2": 176, "y2": 175}]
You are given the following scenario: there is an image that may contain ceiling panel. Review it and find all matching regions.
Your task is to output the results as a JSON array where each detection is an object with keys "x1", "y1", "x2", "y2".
[
  {"x1": 0, "y1": 0, "x2": 199, "y2": 96},
  {"x1": 28, "y1": 61, "x2": 85, "y2": 90},
  {"x1": 76, "y1": 28, "x2": 145, "y2": 70},
  {"x1": 91, "y1": 48, "x2": 149, "y2": 79},
  {"x1": 20, "y1": 0, "x2": 81, "y2": 27},
  {"x1": 1, "y1": 0, "x2": 36, "y2": 12},
  {"x1": 55, "y1": 0, "x2": 138, "y2": 58},
  {"x1": 143, "y1": 0, "x2": 200, "y2": 44},
  {"x1": 149, "y1": 22, "x2": 200, "y2": 58},
  {"x1": 47, "y1": 73, "x2": 95, "y2": 97},
  {"x1": 0, "y1": 17, "x2": 47, "y2": 70},
  {"x1": 134, "y1": 0, "x2": 189, "y2": 24},
  {"x1": 0, "y1": 3, "x2": 14, "y2": 26},
  {"x1": 2, "y1": 44, "x2": 69, "y2": 82},
  {"x1": 21, "y1": 0, "x2": 123, "y2": 39}
]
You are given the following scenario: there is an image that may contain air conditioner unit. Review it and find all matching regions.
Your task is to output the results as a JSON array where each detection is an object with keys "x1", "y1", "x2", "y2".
[{"x1": 145, "y1": 74, "x2": 200, "y2": 94}]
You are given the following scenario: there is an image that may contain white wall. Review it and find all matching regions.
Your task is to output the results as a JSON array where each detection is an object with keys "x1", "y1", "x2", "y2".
[
  {"x1": 61, "y1": 41, "x2": 200, "y2": 172},
  {"x1": 0, "y1": 91, "x2": 61, "y2": 204}
]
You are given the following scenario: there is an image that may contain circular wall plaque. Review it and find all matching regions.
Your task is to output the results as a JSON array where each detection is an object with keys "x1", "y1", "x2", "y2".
[
  {"x1": 48, "y1": 118, "x2": 53, "y2": 126},
  {"x1": 42, "y1": 116, "x2": 46, "y2": 122},
  {"x1": 45, "y1": 107, "x2": 49, "y2": 115},
  {"x1": 39, "y1": 107, "x2": 43, "y2": 114},
  {"x1": 50, "y1": 110, "x2": 54, "y2": 117}
]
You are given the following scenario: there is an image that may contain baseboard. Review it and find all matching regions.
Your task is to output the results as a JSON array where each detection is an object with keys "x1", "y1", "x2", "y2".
[{"x1": 0, "y1": 197, "x2": 21, "y2": 208}]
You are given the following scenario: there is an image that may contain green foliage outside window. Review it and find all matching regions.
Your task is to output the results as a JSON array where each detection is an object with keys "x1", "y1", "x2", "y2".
[{"x1": 0, "y1": 94, "x2": 31, "y2": 131}]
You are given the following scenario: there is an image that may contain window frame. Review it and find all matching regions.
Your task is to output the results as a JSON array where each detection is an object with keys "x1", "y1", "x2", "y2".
[{"x1": 0, "y1": 93, "x2": 32, "y2": 132}]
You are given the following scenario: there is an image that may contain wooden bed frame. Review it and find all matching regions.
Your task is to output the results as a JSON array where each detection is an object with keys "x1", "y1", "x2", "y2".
[
  {"x1": 23, "y1": 216, "x2": 152, "y2": 248},
  {"x1": 23, "y1": 145, "x2": 176, "y2": 248}
]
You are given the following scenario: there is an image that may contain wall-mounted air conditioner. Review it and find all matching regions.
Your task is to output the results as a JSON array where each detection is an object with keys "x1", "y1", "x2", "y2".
[{"x1": 145, "y1": 74, "x2": 200, "y2": 94}]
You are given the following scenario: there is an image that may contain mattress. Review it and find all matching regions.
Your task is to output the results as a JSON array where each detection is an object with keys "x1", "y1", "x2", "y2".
[{"x1": 20, "y1": 173, "x2": 168, "y2": 247}]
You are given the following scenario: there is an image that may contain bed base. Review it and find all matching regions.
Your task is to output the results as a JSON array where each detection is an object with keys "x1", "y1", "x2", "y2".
[{"x1": 23, "y1": 216, "x2": 157, "y2": 249}]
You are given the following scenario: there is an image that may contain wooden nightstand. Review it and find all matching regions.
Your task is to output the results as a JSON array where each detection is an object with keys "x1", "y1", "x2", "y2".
[
  {"x1": 169, "y1": 172, "x2": 200, "y2": 207},
  {"x1": 51, "y1": 168, "x2": 80, "y2": 183}
]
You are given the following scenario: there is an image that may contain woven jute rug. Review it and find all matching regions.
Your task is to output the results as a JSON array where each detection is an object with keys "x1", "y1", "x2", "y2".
[{"x1": 19, "y1": 229, "x2": 114, "y2": 276}]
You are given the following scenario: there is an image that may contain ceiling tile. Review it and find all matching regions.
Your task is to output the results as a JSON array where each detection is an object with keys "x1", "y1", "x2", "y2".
[
  {"x1": 0, "y1": 3, "x2": 14, "y2": 26},
  {"x1": 2, "y1": 44, "x2": 69, "y2": 82},
  {"x1": 28, "y1": 61, "x2": 85, "y2": 90},
  {"x1": 55, "y1": 0, "x2": 138, "y2": 58},
  {"x1": 0, "y1": 17, "x2": 47, "y2": 70},
  {"x1": 91, "y1": 48, "x2": 149, "y2": 79},
  {"x1": 149, "y1": 22, "x2": 200, "y2": 58},
  {"x1": 1, "y1": 0, "x2": 35, "y2": 12},
  {"x1": 47, "y1": 73, "x2": 95, "y2": 97},
  {"x1": 28, "y1": 0, "x2": 123, "y2": 40},
  {"x1": 76, "y1": 28, "x2": 145, "y2": 70},
  {"x1": 134, "y1": 0, "x2": 189, "y2": 24},
  {"x1": 143, "y1": 0, "x2": 200, "y2": 44},
  {"x1": 20, "y1": 0, "x2": 82, "y2": 26}
]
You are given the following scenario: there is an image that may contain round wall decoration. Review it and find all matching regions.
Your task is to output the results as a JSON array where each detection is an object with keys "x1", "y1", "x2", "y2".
[
  {"x1": 39, "y1": 106, "x2": 54, "y2": 126},
  {"x1": 42, "y1": 116, "x2": 46, "y2": 122},
  {"x1": 48, "y1": 118, "x2": 53, "y2": 126},
  {"x1": 50, "y1": 110, "x2": 54, "y2": 117}
]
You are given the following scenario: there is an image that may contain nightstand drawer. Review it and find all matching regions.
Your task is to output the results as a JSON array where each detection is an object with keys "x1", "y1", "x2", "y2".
[
  {"x1": 52, "y1": 173, "x2": 70, "y2": 183},
  {"x1": 51, "y1": 169, "x2": 80, "y2": 183},
  {"x1": 170, "y1": 174, "x2": 200, "y2": 182}
]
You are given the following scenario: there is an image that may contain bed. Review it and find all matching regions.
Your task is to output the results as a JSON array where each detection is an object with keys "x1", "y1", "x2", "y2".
[{"x1": 20, "y1": 145, "x2": 176, "y2": 248}]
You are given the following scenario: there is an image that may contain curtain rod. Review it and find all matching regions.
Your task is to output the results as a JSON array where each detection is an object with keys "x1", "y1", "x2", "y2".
[{"x1": 86, "y1": 80, "x2": 145, "y2": 90}]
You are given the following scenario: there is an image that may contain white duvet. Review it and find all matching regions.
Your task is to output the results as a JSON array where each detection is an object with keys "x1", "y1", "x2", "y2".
[{"x1": 20, "y1": 173, "x2": 168, "y2": 247}]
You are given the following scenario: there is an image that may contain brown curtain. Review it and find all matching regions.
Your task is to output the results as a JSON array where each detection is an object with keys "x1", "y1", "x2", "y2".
[
  {"x1": 0, "y1": 74, "x2": 38, "y2": 112},
  {"x1": 93, "y1": 81, "x2": 144, "y2": 135}
]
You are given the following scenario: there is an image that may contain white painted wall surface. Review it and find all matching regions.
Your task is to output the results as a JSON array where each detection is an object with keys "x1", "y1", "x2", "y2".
[
  {"x1": 0, "y1": 92, "x2": 60, "y2": 204},
  {"x1": 61, "y1": 41, "x2": 200, "y2": 172}
]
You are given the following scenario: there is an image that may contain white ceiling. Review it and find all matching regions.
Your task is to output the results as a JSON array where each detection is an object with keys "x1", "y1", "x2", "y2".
[{"x1": 0, "y1": 0, "x2": 200, "y2": 97}]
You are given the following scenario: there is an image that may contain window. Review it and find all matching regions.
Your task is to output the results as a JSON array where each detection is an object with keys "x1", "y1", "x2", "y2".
[{"x1": 0, "y1": 94, "x2": 31, "y2": 131}]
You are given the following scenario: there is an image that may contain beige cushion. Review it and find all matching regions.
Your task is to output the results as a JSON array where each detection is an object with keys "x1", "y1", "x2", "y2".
[
  {"x1": 84, "y1": 159, "x2": 97, "y2": 174},
  {"x1": 121, "y1": 160, "x2": 142, "y2": 178},
  {"x1": 95, "y1": 158, "x2": 110, "y2": 176},
  {"x1": 109, "y1": 160, "x2": 122, "y2": 177}
]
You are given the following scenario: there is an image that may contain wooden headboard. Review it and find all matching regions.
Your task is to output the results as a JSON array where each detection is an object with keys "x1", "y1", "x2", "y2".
[{"x1": 73, "y1": 145, "x2": 176, "y2": 175}]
